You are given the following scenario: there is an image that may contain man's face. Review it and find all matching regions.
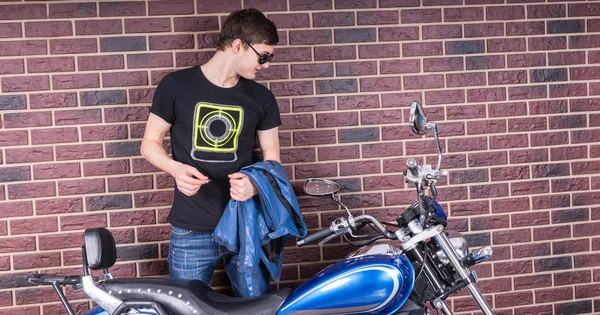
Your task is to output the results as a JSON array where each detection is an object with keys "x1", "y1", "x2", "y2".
[{"x1": 237, "y1": 42, "x2": 274, "y2": 80}]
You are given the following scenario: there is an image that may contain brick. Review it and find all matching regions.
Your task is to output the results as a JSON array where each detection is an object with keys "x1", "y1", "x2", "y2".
[
  {"x1": 569, "y1": 3, "x2": 600, "y2": 17},
  {"x1": 533, "y1": 225, "x2": 571, "y2": 241},
  {"x1": 378, "y1": 27, "x2": 419, "y2": 42},
  {"x1": 61, "y1": 213, "x2": 107, "y2": 231},
  {"x1": 573, "y1": 192, "x2": 600, "y2": 206},
  {"x1": 313, "y1": 12, "x2": 354, "y2": 27},
  {"x1": 556, "y1": 301, "x2": 592, "y2": 315},
  {"x1": 359, "y1": 44, "x2": 401, "y2": 59},
  {"x1": 6, "y1": 147, "x2": 53, "y2": 165},
  {"x1": 58, "y1": 178, "x2": 105, "y2": 196},
  {"x1": 382, "y1": 92, "x2": 422, "y2": 107},
  {"x1": 469, "y1": 151, "x2": 507, "y2": 167},
  {"x1": 52, "y1": 73, "x2": 99, "y2": 90},
  {"x1": 530, "y1": 100, "x2": 567, "y2": 115},
  {"x1": 36, "y1": 198, "x2": 83, "y2": 215},
  {"x1": 280, "y1": 115, "x2": 314, "y2": 130},
  {"x1": 362, "y1": 142, "x2": 404, "y2": 158},
  {"x1": 513, "y1": 242, "x2": 551, "y2": 258},
  {"x1": 574, "y1": 254, "x2": 600, "y2": 269},
  {"x1": 75, "y1": 19, "x2": 121, "y2": 36},
  {"x1": 39, "y1": 232, "x2": 82, "y2": 250},
  {"x1": 467, "y1": 87, "x2": 506, "y2": 102},
  {"x1": 134, "y1": 191, "x2": 174, "y2": 207},
  {"x1": 292, "y1": 97, "x2": 335, "y2": 112},
  {"x1": 507, "y1": 53, "x2": 545, "y2": 68},
  {"x1": 50, "y1": 38, "x2": 97, "y2": 54},
  {"x1": 554, "y1": 270, "x2": 591, "y2": 286},
  {"x1": 444, "y1": 7, "x2": 483, "y2": 22},
  {"x1": 401, "y1": 9, "x2": 441, "y2": 24},
  {"x1": 0, "y1": 95, "x2": 26, "y2": 111},
  {"x1": 149, "y1": 34, "x2": 194, "y2": 50},
  {"x1": 30, "y1": 128, "x2": 78, "y2": 145},
  {"x1": 378, "y1": 60, "x2": 419, "y2": 75},
  {"x1": 446, "y1": 40, "x2": 484, "y2": 55},
  {"x1": 316, "y1": 112, "x2": 358, "y2": 128},
  {"x1": 509, "y1": 149, "x2": 548, "y2": 164},
  {"x1": 549, "y1": 19, "x2": 585, "y2": 34},
  {"x1": 334, "y1": 28, "x2": 376, "y2": 43},
  {"x1": 2, "y1": 75, "x2": 49, "y2": 92},
  {"x1": 340, "y1": 160, "x2": 379, "y2": 176},
  {"x1": 509, "y1": 85, "x2": 547, "y2": 100},
  {"x1": 291, "y1": 64, "x2": 333, "y2": 79},
  {"x1": 549, "y1": 83, "x2": 587, "y2": 98},
  {"x1": 338, "y1": 127, "x2": 379, "y2": 143},
  {"x1": 86, "y1": 194, "x2": 133, "y2": 211},
  {"x1": 493, "y1": 228, "x2": 531, "y2": 245},
  {"x1": 360, "y1": 77, "x2": 401, "y2": 92},
  {"x1": 29, "y1": 92, "x2": 77, "y2": 109},
  {"x1": 102, "y1": 71, "x2": 148, "y2": 88},
  {"x1": 447, "y1": 136, "x2": 487, "y2": 152},
  {"x1": 357, "y1": 10, "x2": 398, "y2": 25},
  {"x1": 466, "y1": 55, "x2": 504, "y2": 70},
  {"x1": 402, "y1": 42, "x2": 442, "y2": 57},
  {"x1": 314, "y1": 46, "x2": 356, "y2": 61},
  {"x1": 450, "y1": 169, "x2": 489, "y2": 185},
  {"x1": 535, "y1": 256, "x2": 572, "y2": 272},
  {"x1": 0, "y1": 23, "x2": 22, "y2": 38},
  {"x1": 527, "y1": 4, "x2": 565, "y2": 18},
  {"x1": 8, "y1": 182, "x2": 55, "y2": 199},
  {"x1": 317, "y1": 145, "x2": 359, "y2": 161},
  {"x1": 447, "y1": 104, "x2": 485, "y2": 120},
  {"x1": 491, "y1": 165, "x2": 529, "y2": 181},
  {"x1": 0, "y1": 4, "x2": 46, "y2": 20},
  {"x1": 465, "y1": 23, "x2": 504, "y2": 37},
  {"x1": 506, "y1": 21, "x2": 545, "y2": 36},
  {"x1": 511, "y1": 180, "x2": 549, "y2": 196},
  {"x1": 49, "y1": 2, "x2": 96, "y2": 18},
  {"x1": 572, "y1": 129, "x2": 600, "y2": 144},
  {"x1": 25, "y1": 21, "x2": 72, "y2": 37},
  {"x1": 316, "y1": 79, "x2": 357, "y2": 94},
  {"x1": 105, "y1": 106, "x2": 150, "y2": 122},
  {"x1": 530, "y1": 68, "x2": 568, "y2": 83},
  {"x1": 487, "y1": 38, "x2": 526, "y2": 53},
  {"x1": 54, "y1": 109, "x2": 101, "y2": 126},
  {"x1": 529, "y1": 36, "x2": 566, "y2": 51},
  {"x1": 176, "y1": 52, "x2": 213, "y2": 67},
  {"x1": 333, "y1": 0, "x2": 376, "y2": 8},
  {"x1": 110, "y1": 210, "x2": 156, "y2": 227},
  {"x1": 487, "y1": 6, "x2": 525, "y2": 20},
  {"x1": 337, "y1": 95, "x2": 379, "y2": 110},
  {"x1": 553, "y1": 239, "x2": 589, "y2": 255},
  {"x1": 0, "y1": 236, "x2": 35, "y2": 254},
  {"x1": 512, "y1": 211, "x2": 550, "y2": 228},
  {"x1": 508, "y1": 117, "x2": 547, "y2": 132},
  {"x1": 289, "y1": 30, "x2": 331, "y2": 46},
  {"x1": 100, "y1": 36, "x2": 146, "y2": 52},
  {"x1": 196, "y1": 0, "x2": 240, "y2": 13},
  {"x1": 494, "y1": 260, "x2": 532, "y2": 276},
  {"x1": 0, "y1": 40, "x2": 46, "y2": 56},
  {"x1": 514, "y1": 274, "x2": 552, "y2": 290},
  {"x1": 0, "y1": 131, "x2": 28, "y2": 147},
  {"x1": 0, "y1": 201, "x2": 33, "y2": 218},
  {"x1": 83, "y1": 160, "x2": 130, "y2": 176},
  {"x1": 0, "y1": 59, "x2": 24, "y2": 75},
  {"x1": 271, "y1": 81, "x2": 313, "y2": 97},
  {"x1": 99, "y1": 1, "x2": 145, "y2": 17},
  {"x1": 551, "y1": 146, "x2": 588, "y2": 161},
  {"x1": 404, "y1": 74, "x2": 443, "y2": 90},
  {"x1": 488, "y1": 70, "x2": 527, "y2": 85},
  {"x1": 446, "y1": 72, "x2": 485, "y2": 87},
  {"x1": 533, "y1": 194, "x2": 570, "y2": 209},
  {"x1": 423, "y1": 57, "x2": 463, "y2": 72},
  {"x1": 3, "y1": 111, "x2": 52, "y2": 128},
  {"x1": 336, "y1": 61, "x2": 377, "y2": 77},
  {"x1": 33, "y1": 162, "x2": 80, "y2": 180},
  {"x1": 127, "y1": 53, "x2": 173, "y2": 69},
  {"x1": 281, "y1": 148, "x2": 316, "y2": 164},
  {"x1": 10, "y1": 217, "x2": 58, "y2": 235}
]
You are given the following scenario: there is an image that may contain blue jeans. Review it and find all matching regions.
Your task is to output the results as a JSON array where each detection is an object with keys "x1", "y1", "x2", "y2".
[{"x1": 168, "y1": 226, "x2": 270, "y2": 297}]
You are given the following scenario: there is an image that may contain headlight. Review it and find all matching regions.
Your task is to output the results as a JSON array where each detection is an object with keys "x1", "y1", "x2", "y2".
[{"x1": 435, "y1": 237, "x2": 469, "y2": 265}]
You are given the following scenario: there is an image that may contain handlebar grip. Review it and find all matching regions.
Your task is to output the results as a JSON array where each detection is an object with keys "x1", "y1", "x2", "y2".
[
  {"x1": 406, "y1": 158, "x2": 419, "y2": 177},
  {"x1": 297, "y1": 226, "x2": 335, "y2": 246}
]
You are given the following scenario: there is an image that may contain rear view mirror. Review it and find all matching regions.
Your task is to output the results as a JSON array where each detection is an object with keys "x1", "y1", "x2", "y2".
[
  {"x1": 303, "y1": 178, "x2": 340, "y2": 197},
  {"x1": 409, "y1": 101, "x2": 429, "y2": 135}
]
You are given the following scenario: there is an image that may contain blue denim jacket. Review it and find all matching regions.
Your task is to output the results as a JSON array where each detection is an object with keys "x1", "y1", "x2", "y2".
[{"x1": 213, "y1": 160, "x2": 306, "y2": 294}]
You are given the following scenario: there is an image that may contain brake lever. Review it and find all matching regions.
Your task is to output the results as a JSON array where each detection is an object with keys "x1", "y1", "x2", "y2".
[{"x1": 318, "y1": 233, "x2": 339, "y2": 247}]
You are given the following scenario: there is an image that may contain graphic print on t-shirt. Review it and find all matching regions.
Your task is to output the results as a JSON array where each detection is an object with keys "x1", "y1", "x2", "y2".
[{"x1": 191, "y1": 102, "x2": 244, "y2": 162}]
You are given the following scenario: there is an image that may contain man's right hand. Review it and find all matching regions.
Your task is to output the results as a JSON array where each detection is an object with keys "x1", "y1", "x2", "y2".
[{"x1": 173, "y1": 164, "x2": 210, "y2": 196}]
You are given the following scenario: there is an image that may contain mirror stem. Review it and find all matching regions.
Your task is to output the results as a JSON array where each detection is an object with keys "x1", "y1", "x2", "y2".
[{"x1": 432, "y1": 123, "x2": 443, "y2": 171}]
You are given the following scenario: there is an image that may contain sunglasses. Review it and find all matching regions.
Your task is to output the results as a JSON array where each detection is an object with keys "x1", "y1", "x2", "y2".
[{"x1": 246, "y1": 42, "x2": 274, "y2": 65}]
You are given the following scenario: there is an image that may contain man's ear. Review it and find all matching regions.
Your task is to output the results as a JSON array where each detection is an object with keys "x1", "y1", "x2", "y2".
[{"x1": 230, "y1": 38, "x2": 243, "y2": 53}]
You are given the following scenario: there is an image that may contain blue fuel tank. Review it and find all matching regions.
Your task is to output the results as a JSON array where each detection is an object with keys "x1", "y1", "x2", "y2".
[{"x1": 278, "y1": 252, "x2": 415, "y2": 315}]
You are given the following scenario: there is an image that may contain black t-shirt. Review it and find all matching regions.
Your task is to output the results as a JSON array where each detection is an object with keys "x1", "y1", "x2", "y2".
[{"x1": 150, "y1": 66, "x2": 281, "y2": 232}]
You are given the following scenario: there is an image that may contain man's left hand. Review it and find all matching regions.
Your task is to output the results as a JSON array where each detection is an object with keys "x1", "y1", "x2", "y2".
[{"x1": 229, "y1": 173, "x2": 258, "y2": 201}]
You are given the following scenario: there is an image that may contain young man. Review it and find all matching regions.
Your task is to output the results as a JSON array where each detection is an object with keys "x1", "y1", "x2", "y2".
[{"x1": 140, "y1": 8, "x2": 280, "y2": 297}]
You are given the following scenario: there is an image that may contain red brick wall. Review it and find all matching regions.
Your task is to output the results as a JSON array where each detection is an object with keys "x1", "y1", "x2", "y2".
[{"x1": 0, "y1": 0, "x2": 599, "y2": 314}]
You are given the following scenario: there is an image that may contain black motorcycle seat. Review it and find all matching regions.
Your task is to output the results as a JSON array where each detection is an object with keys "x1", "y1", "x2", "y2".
[{"x1": 103, "y1": 277, "x2": 291, "y2": 315}]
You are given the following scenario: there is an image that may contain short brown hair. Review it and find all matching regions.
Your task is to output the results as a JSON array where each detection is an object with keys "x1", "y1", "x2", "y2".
[{"x1": 216, "y1": 8, "x2": 279, "y2": 50}]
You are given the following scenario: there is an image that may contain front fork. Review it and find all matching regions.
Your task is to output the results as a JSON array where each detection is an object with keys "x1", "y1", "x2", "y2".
[{"x1": 433, "y1": 232, "x2": 494, "y2": 315}]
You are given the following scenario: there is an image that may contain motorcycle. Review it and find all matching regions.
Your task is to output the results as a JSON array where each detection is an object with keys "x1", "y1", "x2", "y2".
[{"x1": 27, "y1": 101, "x2": 494, "y2": 315}]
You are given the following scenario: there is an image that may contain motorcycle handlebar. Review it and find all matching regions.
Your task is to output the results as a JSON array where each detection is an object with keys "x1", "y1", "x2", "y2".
[
  {"x1": 297, "y1": 226, "x2": 335, "y2": 246},
  {"x1": 406, "y1": 158, "x2": 419, "y2": 177}
]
